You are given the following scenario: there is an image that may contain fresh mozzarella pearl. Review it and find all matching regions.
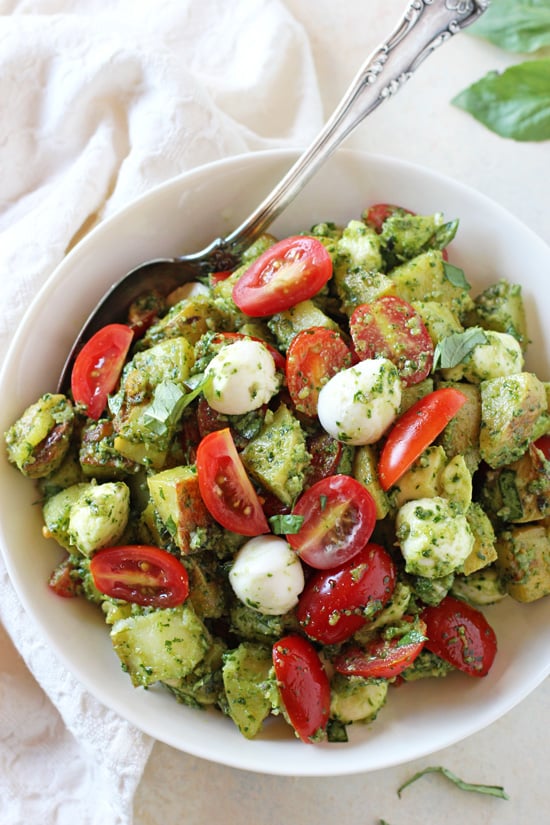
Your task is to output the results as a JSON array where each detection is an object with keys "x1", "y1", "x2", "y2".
[
  {"x1": 204, "y1": 338, "x2": 280, "y2": 415},
  {"x1": 396, "y1": 496, "x2": 474, "y2": 578},
  {"x1": 69, "y1": 482, "x2": 130, "y2": 556},
  {"x1": 167, "y1": 281, "x2": 210, "y2": 304},
  {"x1": 317, "y1": 357, "x2": 401, "y2": 445},
  {"x1": 229, "y1": 535, "x2": 304, "y2": 615}
]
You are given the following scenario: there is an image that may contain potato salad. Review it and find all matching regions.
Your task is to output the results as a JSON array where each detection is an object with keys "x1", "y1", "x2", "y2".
[{"x1": 5, "y1": 202, "x2": 550, "y2": 744}]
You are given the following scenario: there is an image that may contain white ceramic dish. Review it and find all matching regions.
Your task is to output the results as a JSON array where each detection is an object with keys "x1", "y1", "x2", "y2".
[{"x1": 1, "y1": 149, "x2": 550, "y2": 776}]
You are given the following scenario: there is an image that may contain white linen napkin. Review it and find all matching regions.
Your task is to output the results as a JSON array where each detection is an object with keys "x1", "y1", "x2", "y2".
[{"x1": 0, "y1": 1, "x2": 324, "y2": 822}]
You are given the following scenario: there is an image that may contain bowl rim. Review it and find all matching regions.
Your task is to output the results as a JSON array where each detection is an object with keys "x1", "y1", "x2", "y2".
[{"x1": 2, "y1": 146, "x2": 550, "y2": 776}]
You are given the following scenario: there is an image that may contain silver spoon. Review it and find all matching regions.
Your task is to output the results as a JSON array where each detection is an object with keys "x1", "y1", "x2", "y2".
[{"x1": 58, "y1": 0, "x2": 488, "y2": 391}]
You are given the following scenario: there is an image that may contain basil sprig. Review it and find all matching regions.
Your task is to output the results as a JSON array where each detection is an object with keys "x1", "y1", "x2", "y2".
[
  {"x1": 432, "y1": 327, "x2": 488, "y2": 371},
  {"x1": 397, "y1": 765, "x2": 510, "y2": 800},
  {"x1": 452, "y1": 0, "x2": 550, "y2": 141}
]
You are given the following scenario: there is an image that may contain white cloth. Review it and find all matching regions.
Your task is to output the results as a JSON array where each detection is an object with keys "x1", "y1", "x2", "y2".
[{"x1": 0, "y1": 2, "x2": 325, "y2": 822}]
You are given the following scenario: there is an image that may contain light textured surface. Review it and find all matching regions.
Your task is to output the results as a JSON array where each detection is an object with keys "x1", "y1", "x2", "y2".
[{"x1": 1, "y1": 1, "x2": 549, "y2": 823}]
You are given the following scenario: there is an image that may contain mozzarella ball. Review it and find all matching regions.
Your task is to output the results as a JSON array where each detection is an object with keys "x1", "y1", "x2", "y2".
[
  {"x1": 317, "y1": 357, "x2": 401, "y2": 445},
  {"x1": 204, "y1": 338, "x2": 280, "y2": 415},
  {"x1": 167, "y1": 281, "x2": 210, "y2": 305},
  {"x1": 396, "y1": 496, "x2": 474, "y2": 578},
  {"x1": 229, "y1": 535, "x2": 305, "y2": 615}
]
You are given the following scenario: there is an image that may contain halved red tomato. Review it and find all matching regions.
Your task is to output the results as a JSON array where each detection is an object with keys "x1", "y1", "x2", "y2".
[
  {"x1": 421, "y1": 596, "x2": 497, "y2": 677},
  {"x1": 286, "y1": 474, "x2": 377, "y2": 569},
  {"x1": 272, "y1": 634, "x2": 330, "y2": 743},
  {"x1": 378, "y1": 387, "x2": 467, "y2": 491},
  {"x1": 533, "y1": 434, "x2": 550, "y2": 461},
  {"x1": 232, "y1": 236, "x2": 332, "y2": 317},
  {"x1": 48, "y1": 557, "x2": 81, "y2": 598},
  {"x1": 334, "y1": 618, "x2": 426, "y2": 678},
  {"x1": 89, "y1": 544, "x2": 189, "y2": 608},
  {"x1": 350, "y1": 296, "x2": 434, "y2": 387},
  {"x1": 71, "y1": 323, "x2": 133, "y2": 419},
  {"x1": 196, "y1": 428, "x2": 269, "y2": 536},
  {"x1": 286, "y1": 327, "x2": 352, "y2": 417},
  {"x1": 295, "y1": 543, "x2": 396, "y2": 645},
  {"x1": 363, "y1": 203, "x2": 413, "y2": 233}
]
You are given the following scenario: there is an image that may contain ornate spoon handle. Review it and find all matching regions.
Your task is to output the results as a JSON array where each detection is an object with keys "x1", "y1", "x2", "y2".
[{"x1": 220, "y1": 0, "x2": 488, "y2": 252}]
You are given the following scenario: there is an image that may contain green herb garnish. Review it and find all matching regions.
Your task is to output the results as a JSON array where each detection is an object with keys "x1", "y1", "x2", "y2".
[
  {"x1": 432, "y1": 327, "x2": 488, "y2": 370},
  {"x1": 397, "y1": 765, "x2": 510, "y2": 799},
  {"x1": 442, "y1": 261, "x2": 470, "y2": 290},
  {"x1": 268, "y1": 514, "x2": 304, "y2": 535}
]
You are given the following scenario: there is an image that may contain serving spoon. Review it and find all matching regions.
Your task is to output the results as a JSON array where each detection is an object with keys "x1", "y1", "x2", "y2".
[{"x1": 58, "y1": 0, "x2": 488, "y2": 391}]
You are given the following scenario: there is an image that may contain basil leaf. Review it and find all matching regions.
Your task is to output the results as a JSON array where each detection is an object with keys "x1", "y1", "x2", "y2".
[
  {"x1": 268, "y1": 514, "x2": 304, "y2": 535},
  {"x1": 443, "y1": 261, "x2": 470, "y2": 290},
  {"x1": 452, "y1": 60, "x2": 550, "y2": 142},
  {"x1": 396, "y1": 627, "x2": 427, "y2": 647},
  {"x1": 397, "y1": 765, "x2": 510, "y2": 800},
  {"x1": 433, "y1": 328, "x2": 488, "y2": 371},
  {"x1": 143, "y1": 380, "x2": 186, "y2": 436},
  {"x1": 470, "y1": 0, "x2": 550, "y2": 54},
  {"x1": 143, "y1": 374, "x2": 212, "y2": 435},
  {"x1": 431, "y1": 218, "x2": 459, "y2": 251}
]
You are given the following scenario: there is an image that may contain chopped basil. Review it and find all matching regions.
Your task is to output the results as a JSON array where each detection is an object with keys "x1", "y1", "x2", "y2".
[
  {"x1": 143, "y1": 374, "x2": 212, "y2": 436},
  {"x1": 431, "y1": 218, "x2": 459, "y2": 251},
  {"x1": 268, "y1": 514, "x2": 304, "y2": 535},
  {"x1": 396, "y1": 627, "x2": 427, "y2": 647},
  {"x1": 397, "y1": 765, "x2": 510, "y2": 799},
  {"x1": 432, "y1": 327, "x2": 488, "y2": 370},
  {"x1": 442, "y1": 261, "x2": 470, "y2": 290},
  {"x1": 469, "y1": 0, "x2": 550, "y2": 54},
  {"x1": 319, "y1": 494, "x2": 328, "y2": 511}
]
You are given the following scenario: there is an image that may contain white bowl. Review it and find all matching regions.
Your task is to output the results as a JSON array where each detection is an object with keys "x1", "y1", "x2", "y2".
[{"x1": 1, "y1": 149, "x2": 550, "y2": 776}]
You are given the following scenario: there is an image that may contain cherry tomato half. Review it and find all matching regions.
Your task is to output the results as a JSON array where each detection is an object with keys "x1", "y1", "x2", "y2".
[
  {"x1": 48, "y1": 557, "x2": 81, "y2": 598},
  {"x1": 296, "y1": 543, "x2": 396, "y2": 645},
  {"x1": 71, "y1": 323, "x2": 134, "y2": 419},
  {"x1": 533, "y1": 434, "x2": 550, "y2": 461},
  {"x1": 378, "y1": 387, "x2": 467, "y2": 491},
  {"x1": 334, "y1": 619, "x2": 426, "y2": 678},
  {"x1": 286, "y1": 474, "x2": 377, "y2": 569},
  {"x1": 196, "y1": 428, "x2": 269, "y2": 536},
  {"x1": 421, "y1": 595, "x2": 497, "y2": 677},
  {"x1": 232, "y1": 236, "x2": 332, "y2": 317},
  {"x1": 363, "y1": 203, "x2": 413, "y2": 233},
  {"x1": 286, "y1": 327, "x2": 352, "y2": 417},
  {"x1": 350, "y1": 296, "x2": 434, "y2": 387},
  {"x1": 272, "y1": 634, "x2": 330, "y2": 743},
  {"x1": 89, "y1": 544, "x2": 189, "y2": 608}
]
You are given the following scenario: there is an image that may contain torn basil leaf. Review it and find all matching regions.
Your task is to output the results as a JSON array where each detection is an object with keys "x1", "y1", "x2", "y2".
[
  {"x1": 268, "y1": 514, "x2": 304, "y2": 535},
  {"x1": 397, "y1": 765, "x2": 510, "y2": 799},
  {"x1": 469, "y1": 0, "x2": 550, "y2": 54},
  {"x1": 452, "y1": 60, "x2": 550, "y2": 142},
  {"x1": 443, "y1": 261, "x2": 470, "y2": 290},
  {"x1": 144, "y1": 374, "x2": 212, "y2": 435},
  {"x1": 433, "y1": 327, "x2": 488, "y2": 371}
]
